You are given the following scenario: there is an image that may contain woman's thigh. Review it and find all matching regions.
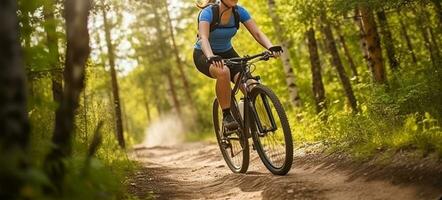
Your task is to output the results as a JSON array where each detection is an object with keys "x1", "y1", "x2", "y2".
[
  {"x1": 218, "y1": 49, "x2": 241, "y2": 82},
  {"x1": 193, "y1": 49, "x2": 213, "y2": 79},
  {"x1": 193, "y1": 48, "x2": 241, "y2": 81}
]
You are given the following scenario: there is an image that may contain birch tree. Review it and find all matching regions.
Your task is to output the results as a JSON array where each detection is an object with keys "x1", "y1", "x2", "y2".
[
  {"x1": 267, "y1": 0, "x2": 302, "y2": 107},
  {"x1": 358, "y1": 5, "x2": 387, "y2": 83}
]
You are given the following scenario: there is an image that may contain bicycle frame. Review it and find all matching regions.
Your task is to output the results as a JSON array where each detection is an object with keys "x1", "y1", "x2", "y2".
[
  {"x1": 227, "y1": 53, "x2": 278, "y2": 136},
  {"x1": 217, "y1": 52, "x2": 293, "y2": 175}
]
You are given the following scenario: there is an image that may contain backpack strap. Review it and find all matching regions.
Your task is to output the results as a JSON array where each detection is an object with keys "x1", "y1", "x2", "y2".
[
  {"x1": 197, "y1": 4, "x2": 220, "y2": 36},
  {"x1": 197, "y1": 4, "x2": 240, "y2": 35},
  {"x1": 232, "y1": 6, "x2": 240, "y2": 30},
  {"x1": 210, "y1": 4, "x2": 220, "y2": 32},
  {"x1": 215, "y1": 6, "x2": 240, "y2": 30}
]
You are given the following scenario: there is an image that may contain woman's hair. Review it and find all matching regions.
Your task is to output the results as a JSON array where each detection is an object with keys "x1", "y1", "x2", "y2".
[{"x1": 196, "y1": 0, "x2": 217, "y2": 9}]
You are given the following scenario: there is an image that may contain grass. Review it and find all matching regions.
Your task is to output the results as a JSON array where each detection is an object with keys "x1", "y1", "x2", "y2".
[{"x1": 288, "y1": 83, "x2": 442, "y2": 161}]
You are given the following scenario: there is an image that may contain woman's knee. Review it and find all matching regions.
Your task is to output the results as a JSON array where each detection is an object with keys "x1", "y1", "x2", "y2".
[{"x1": 210, "y1": 65, "x2": 230, "y2": 79}]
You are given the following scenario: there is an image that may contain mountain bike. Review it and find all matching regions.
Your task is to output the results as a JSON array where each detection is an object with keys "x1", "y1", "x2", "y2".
[{"x1": 212, "y1": 51, "x2": 293, "y2": 175}]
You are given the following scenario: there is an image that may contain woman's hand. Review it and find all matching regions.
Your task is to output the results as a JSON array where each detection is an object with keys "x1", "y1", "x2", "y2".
[
  {"x1": 208, "y1": 55, "x2": 224, "y2": 68},
  {"x1": 268, "y1": 46, "x2": 283, "y2": 57}
]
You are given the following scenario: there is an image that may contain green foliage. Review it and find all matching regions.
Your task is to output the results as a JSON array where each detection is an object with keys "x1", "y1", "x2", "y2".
[
  {"x1": 9, "y1": 0, "x2": 442, "y2": 197},
  {"x1": 290, "y1": 66, "x2": 442, "y2": 159},
  {"x1": 21, "y1": 70, "x2": 138, "y2": 199},
  {"x1": 15, "y1": 0, "x2": 140, "y2": 194}
]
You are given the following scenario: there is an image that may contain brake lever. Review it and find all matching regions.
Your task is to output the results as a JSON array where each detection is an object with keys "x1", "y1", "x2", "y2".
[{"x1": 260, "y1": 51, "x2": 273, "y2": 61}]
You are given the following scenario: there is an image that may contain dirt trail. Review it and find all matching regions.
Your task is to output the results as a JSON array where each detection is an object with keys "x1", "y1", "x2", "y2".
[{"x1": 128, "y1": 142, "x2": 442, "y2": 200}]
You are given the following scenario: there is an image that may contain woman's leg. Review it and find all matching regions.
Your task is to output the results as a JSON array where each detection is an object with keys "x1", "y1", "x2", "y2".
[
  {"x1": 209, "y1": 65, "x2": 239, "y2": 129},
  {"x1": 193, "y1": 48, "x2": 238, "y2": 129},
  {"x1": 193, "y1": 48, "x2": 233, "y2": 110},
  {"x1": 209, "y1": 65, "x2": 231, "y2": 109}
]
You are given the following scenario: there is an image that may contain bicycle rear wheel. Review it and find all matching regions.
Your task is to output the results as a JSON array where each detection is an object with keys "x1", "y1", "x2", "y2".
[
  {"x1": 213, "y1": 98, "x2": 249, "y2": 173},
  {"x1": 249, "y1": 85, "x2": 293, "y2": 175}
]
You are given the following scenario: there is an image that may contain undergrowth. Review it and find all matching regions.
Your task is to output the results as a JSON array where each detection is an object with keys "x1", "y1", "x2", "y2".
[
  {"x1": 16, "y1": 77, "x2": 139, "y2": 199},
  {"x1": 290, "y1": 63, "x2": 442, "y2": 160}
]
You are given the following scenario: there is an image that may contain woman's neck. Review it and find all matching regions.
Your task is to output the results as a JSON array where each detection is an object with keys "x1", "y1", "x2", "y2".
[{"x1": 219, "y1": 1, "x2": 231, "y2": 13}]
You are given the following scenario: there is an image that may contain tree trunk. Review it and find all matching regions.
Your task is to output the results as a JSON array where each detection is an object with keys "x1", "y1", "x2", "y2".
[
  {"x1": 431, "y1": 0, "x2": 442, "y2": 26},
  {"x1": 155, "y1": 100, "x2": 163, "y2": 116},
  {"x1": 267, "y1": 0, "x2": 302, "y2": 107},
  {"x1": 376, "y1": 10, "x2": 400, "y2": 71},
  {"x1": 423, "y1": 8, "x2": 441, "y2": 62},
  {"x1": 358, "y1": 5, "x2": 387, "y2": 84},
  {"x1": 102, "y1": 5, "x2": 125, "y2": 149},
  {"x1": 165, "y1": 1, "x2": 194, "y2": 107},
  {"x1": 321, "y1": 14, "x2": 358, "y2": 113},
  {"x1": 334, "y1": 23, "x2": 358, "y2": 79},
  {"x1": 143, "y1": 94, "x2": 152, "y2": 122},
  {"x1": 428, "y1": 28, "x2": 441, "y2": 62},
  {"x1": 94, "y1": 18, "x2": 117, "y2": 134},
  {"x1": 0, "y1": 1, "x2": 31, "y2": 198},
  {"x1": 43, "y1": 0, "x2": 63, "y2": 103},
  {"x1": 152, "y1": 1, "x2": 182, "y2": 116},
  {"x1": 421, "y1": 27, "x2": 436, "y2": 67},
  {"x1": 44, "y1": 0, "x2": 91, "y2": 192},
  {"x1": 142, "y1": 91, "x2": 152, "y2": 122},
  {"x1": 354, "y1": 8, "x2": 370, "y2": 71},
  {"x1": 397, "y1": 11, "x2": 417, "y2": 64},
  {"x1": 165, "y1": 70, "x2": 182, "y2": 115},
  {"x1": 412, "y1": 8, "x2": 438, "y2": 68},
  {"x1": 306, "y1": 28, "x2": 326, "y2": 114}
]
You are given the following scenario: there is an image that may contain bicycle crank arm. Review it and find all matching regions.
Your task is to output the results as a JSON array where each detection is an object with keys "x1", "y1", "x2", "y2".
[{"x1": 224, "y1": 127, "x2": 240, "y2": 136}]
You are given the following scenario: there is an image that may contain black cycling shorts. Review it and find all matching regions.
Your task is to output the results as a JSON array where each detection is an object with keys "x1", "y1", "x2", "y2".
[{"x1": 193, "y1": 48, "x2": 241, "y2": 82}]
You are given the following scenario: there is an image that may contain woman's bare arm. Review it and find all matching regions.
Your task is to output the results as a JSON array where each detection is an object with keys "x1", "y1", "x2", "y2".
[
  {"x1": 199, "y1": 21, "x2": 215, "y2": 57},
  {"x1": 199, "y1": 21, "x2": 223, "y2": 68},
  {"x1": 243, "y1": 19, "x2": 273, "y2": 49}
]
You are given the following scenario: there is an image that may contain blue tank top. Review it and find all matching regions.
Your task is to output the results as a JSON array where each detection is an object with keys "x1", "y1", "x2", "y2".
[{"x1": 194, "y1": 5, "x2": 251, "y2": 53}]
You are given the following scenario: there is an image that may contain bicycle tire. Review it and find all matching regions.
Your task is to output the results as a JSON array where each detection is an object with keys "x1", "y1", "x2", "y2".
[
  {"x1": 249, "y1": 85, "x2": 293, "y2": 175},
  {"x1": 212, "y1": 98, "x2": 249, "y2": 173}
]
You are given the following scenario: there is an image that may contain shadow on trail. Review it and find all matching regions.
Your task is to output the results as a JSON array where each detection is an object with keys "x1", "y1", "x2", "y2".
[
  {"x1": 128, "y1": 164, "x2": 326, "y2": 200},
  {"x1": 128, "y1": 143, "x2": 441, "y2": 200},
  {"x1": 294, "y1": 152, "x2": 442, "y2": 189}
]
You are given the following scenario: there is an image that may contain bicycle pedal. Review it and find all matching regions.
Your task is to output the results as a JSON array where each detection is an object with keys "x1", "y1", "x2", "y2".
[{"x1": 221, "y1": 139, "x2": 231, "y2": 149}]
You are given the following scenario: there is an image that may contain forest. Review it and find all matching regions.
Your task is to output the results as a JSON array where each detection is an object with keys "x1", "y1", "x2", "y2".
[{"x1": 1, "y1": 0, "x2": 441, "y2": 199}]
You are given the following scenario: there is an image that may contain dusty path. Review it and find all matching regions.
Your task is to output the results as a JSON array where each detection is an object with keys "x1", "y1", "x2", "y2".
[{"x1": 128, "y1": 142, "x2": 442, "y2": 200}]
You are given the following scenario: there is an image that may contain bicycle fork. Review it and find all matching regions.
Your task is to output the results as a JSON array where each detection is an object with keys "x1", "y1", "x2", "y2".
[{"x1": 246, "y1": 94, "x2": 277, "y2": 136}]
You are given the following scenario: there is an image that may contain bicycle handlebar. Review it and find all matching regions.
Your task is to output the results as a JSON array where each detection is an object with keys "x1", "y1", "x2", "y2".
[{"x1": 223, "y1": 51, "x2": 274, "y2": 66}]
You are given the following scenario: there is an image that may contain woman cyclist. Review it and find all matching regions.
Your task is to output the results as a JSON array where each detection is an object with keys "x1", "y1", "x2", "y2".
[{"x1": 193, "y1": 0, "x2": 283, "y2": 130}]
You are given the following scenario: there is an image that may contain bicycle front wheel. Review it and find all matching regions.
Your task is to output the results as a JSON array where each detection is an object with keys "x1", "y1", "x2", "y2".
[
  {"x1": 249, "y1": 85, "x2": 293, "y2": 175},
  {"x1": 213, "y1": 98, "x2": 249, "y2": 173}
]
